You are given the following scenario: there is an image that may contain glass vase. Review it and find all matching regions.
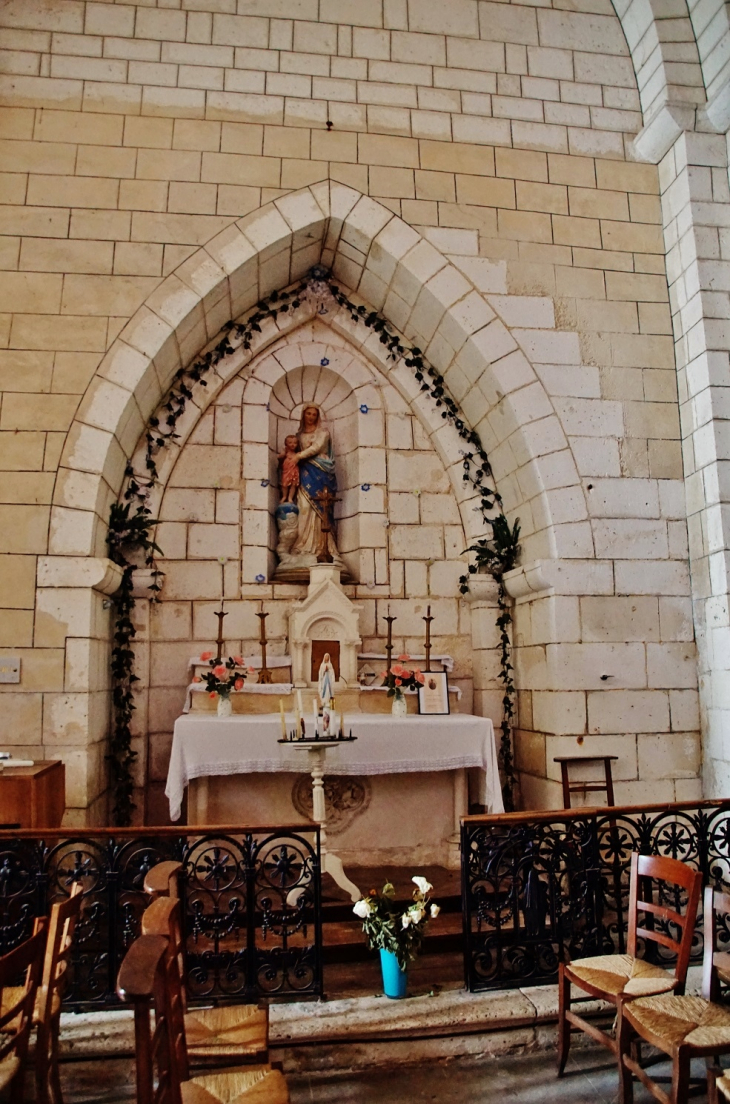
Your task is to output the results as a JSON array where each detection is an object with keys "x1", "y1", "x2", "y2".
[
  {"x1": 216, "y1": 694, "x2": 232, "y2": 718},
  {"x1": 391, "y1": 690, "x2": 407, "y2": 717},
  {"x1": 379, "y1": 948, "x2": 408, "y2": 998}
]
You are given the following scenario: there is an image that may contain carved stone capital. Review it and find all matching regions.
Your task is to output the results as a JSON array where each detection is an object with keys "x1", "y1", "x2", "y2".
[
  {"x1": 502, "y1": 559, "x2": 553, "y2": 603},
  {"x1": 462, "y1": 575, "x2": 500, "y2": 605},
  {"x1": 37, "y1": 556, "x2": 124, "y2": 595}
]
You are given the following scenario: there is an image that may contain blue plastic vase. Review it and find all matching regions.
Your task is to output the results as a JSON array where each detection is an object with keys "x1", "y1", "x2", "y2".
[{"x1": 379, "y1": 948, "x2": 408, "y2": 999}]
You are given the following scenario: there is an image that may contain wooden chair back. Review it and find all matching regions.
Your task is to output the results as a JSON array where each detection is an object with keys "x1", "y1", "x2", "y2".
[
  {"x1": 117, "y1": 935, "x2": 183, "y2": 1104},
  {"x1": 0, "y1": 925, "x2": 47, "y2": 1102},
  {"x1": 40, "y1": 883, "x2": 83, "y2": 1014},
  {"x1": 35, "y1": 883, "x2": 83, "y2": 1104},
  {"x1": 627, "y1": 852, "x2": 702, "y2": 988},
  {"x1": 702, "y1": 884, "x2": 730, "y2": 1001},
  {"x1": 141, "y1": 897, "x2": 189, "y2": 1080},
  {"x1": 143, "y1": 863, "x2": 182, "y2": 902}
]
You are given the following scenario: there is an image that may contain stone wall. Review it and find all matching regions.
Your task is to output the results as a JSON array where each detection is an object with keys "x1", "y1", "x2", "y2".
[{"x1": 0, "y1": 0, "x2": 714, "y2": 823}]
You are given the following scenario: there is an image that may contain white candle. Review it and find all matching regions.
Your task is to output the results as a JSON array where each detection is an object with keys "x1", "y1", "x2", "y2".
[
  {"x1": 279, "y1": 699, "x2": 286, "y2": 739},
  {"x1": 312, "y1": 699, "x2": 318, "y2": 737},
  {"x1": 296, "y1": 689, "x2": 304, "y2": 716}
]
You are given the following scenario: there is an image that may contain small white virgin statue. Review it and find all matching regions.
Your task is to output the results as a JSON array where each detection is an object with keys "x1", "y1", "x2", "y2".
[{"x1": 318, "y1": 652, "x2": 336, "y2": 706}]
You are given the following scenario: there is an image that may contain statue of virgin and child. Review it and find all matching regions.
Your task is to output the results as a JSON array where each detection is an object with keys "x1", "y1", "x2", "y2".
[{"x1": 274, "y1": 404, "x2": 348, "y2": 580}]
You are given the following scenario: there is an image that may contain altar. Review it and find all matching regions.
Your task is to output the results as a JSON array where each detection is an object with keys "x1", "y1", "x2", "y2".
[{"x1": 166, "y1": 713, "x2": 502, "y2": 868}]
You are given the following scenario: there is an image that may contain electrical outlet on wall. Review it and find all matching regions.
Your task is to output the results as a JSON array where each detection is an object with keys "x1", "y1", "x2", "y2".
[{"x1": 0, "y1": 657, "x2": 20, "y2": 684}]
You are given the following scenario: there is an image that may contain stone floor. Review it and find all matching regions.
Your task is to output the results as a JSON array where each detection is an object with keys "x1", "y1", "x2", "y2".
[{"x1": 55, "y1": 1046, "x2": 715, "y2": 1104}]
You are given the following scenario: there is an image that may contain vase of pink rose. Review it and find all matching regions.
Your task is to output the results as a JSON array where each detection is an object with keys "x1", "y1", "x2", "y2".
[
  {"x1": 381, "y1": 654, "x2": 425, "y2": 716},
  {"x1": 193, "y1": 652, "x2": 255, "y2": 716}
]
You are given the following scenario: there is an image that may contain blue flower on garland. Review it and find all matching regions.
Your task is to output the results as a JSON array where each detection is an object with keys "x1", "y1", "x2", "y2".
[
  {"x1": 260, "y1": 479, "x2": 270, "y2": 487},
  {"x1": 359, "y1": 404, "x2": 369, "y2": 414},
  {"x1": 361, "y1": 483, "x2": 371, "y2": 492},
  {"x1": 320, "y1": 357, "x2": 329, "y2": 366},
  {"x1": 255, "y1": 574, "x2": 265, "y2": 583}
]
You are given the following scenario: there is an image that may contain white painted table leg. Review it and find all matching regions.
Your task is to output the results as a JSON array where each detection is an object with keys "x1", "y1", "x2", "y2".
[
  {"x1": 307, "y1": 745, "x2": 361, "y2": 903},
  {"x1": 446, "y1": 768, "x2": 468, "y2": 869},
  {"x1": 453, "y1": 767, "x2": 468, "y2": 837}
]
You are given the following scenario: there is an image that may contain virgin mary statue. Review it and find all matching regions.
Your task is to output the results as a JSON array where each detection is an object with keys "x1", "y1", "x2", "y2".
[{"x1": 274, "y1": 404, "x2": 349, "y2": 580}]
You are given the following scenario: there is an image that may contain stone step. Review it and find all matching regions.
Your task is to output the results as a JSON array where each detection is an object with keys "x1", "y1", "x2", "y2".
[{"x1": 57, "y1": 966, "x2": 703, "y2": 1074}]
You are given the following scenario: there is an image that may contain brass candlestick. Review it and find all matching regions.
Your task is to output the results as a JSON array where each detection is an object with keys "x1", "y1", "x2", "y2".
[
  {"x1": 384, "y1": 612, "x2": 396, "y2": 672},
  {"x1": 256, "y1": 606, "x2": 272, "y2": 684},
  {"x1": 423, "y1": 604, "x2": 434, "y2": 672},
  {"x1": 214, "y1": 609, "x2": 228, "y2": 661}
]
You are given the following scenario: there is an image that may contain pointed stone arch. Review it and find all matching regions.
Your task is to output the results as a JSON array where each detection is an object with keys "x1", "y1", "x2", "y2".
[{"x1": 50, "y1": 182, "x2": 585, "y2": 572}]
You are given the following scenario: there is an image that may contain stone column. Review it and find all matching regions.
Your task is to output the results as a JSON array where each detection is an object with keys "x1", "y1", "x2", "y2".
[
  {"x1": 463, "y1": 575, "x2": 504, "y2": 808},
  {"x1": 660, "y1": 130, "x2": 730, "y2": 796},
  {"x1": 35, "y1": 556, "x2": 123, "y2": 826}
]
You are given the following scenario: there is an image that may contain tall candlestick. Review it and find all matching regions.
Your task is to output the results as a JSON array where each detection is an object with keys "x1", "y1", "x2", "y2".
[
  {"x1": 256, "y1": 606, "x2": 272, "y2": 684},
  {"x1": 214, "y1": 609, "x2": 228, "y2": 662},
  {"x1": 218, "y1": 557, "x2": 226, "y2": 613},
  {"x1": 384, "y1": 608, "x2": 396, "y2": 672},
  {"x1": 423, "y1": 604, "x2": 434, "y2": 672}
]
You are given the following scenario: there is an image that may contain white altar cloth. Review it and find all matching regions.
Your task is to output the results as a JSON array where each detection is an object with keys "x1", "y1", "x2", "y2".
[{"x1": 166, "y1": 713, "x2": 503, "y2": 822}]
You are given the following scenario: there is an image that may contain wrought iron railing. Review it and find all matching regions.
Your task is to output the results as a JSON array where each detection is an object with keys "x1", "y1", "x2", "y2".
[
  {"x1": 461, "y1": 800, "x2": 730, "y2": 992},
  {"x1": 0, "y1": 823, "x2": 321, "y2": 1009}
]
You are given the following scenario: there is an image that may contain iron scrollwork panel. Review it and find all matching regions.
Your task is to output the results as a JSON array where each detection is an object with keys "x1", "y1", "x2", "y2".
[
  {"x1": 0, "y1": 827, "x2": 322, "y2": 1010},
  {"x1": 463, "y1": 803, "x2": 730, "y2": 992},
  {"x1": 462, "y1": 815, "x2": 601, "y2": 991},
  {"x1": 183, "y1": 831, "x2": 321, "y2": 1002}
]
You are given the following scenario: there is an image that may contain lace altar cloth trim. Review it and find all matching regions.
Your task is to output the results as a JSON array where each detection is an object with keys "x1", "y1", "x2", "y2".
[{"x1": 166, "y1": 713, "x2": 502, "y2": 822}]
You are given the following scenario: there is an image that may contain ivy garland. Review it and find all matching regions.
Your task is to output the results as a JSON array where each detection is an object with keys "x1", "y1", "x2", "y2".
[{"x1": 107, "y1": 266, "x2": 519, "y2": 825}]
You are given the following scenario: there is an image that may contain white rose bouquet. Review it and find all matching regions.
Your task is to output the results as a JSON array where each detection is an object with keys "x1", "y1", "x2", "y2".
[{"x1": 353, "y1": 876, "x2": 440, "y2": 972}]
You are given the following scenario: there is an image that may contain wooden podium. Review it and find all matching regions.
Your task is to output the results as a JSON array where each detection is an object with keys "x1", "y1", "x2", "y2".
[{"x1": 0, "y1": 762, "x2": 65, "y2": 829}]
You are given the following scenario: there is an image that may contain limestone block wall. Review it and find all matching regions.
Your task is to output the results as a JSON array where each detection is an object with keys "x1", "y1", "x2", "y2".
[{"x1": 0, "y1": 0, "x2": 707, "y2": 822}]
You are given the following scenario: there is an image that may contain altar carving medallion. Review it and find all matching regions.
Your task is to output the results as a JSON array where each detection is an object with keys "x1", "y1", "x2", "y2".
[{"x1": 292, "y1": 774, "x2": 371, "y2": 835}]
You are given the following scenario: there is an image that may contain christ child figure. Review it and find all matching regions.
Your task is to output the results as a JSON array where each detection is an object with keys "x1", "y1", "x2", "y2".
[{"x1": 278, "y1": 434, "x2": 300, "y2": 503}]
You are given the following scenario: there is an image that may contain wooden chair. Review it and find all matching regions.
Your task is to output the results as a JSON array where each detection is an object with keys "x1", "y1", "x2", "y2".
[
  {"x1": 142, "y1": 897, "x2": 269, "y2": 1067},
  {"x1": 35, "y1": 883, "x2": 83, "y2": 1104},
  {"x1": 0, "y1": 925, "x2": 47, "y2": 1104},
  {"x1": 143, "y1": 862, "x2": 181, "y2": 902},
  {"x1": 557, "y1": 852, "x2": 703, "y2": 1077},
  {"x1": 554, "y1": 754, "x2": 618, "y2": 809},
  {"x1": 142, "y1": 864, "x2": 269, "y2": 1066},
  {"x1": 117, "y1": 934, "x2": 289, "y2": 1104},
  {"x1": 1, "y1": 885, "x2": 83, "y2": 1104},
  {"x1": 618, "y1": 885, "x2": 730, "y2": 1104}
]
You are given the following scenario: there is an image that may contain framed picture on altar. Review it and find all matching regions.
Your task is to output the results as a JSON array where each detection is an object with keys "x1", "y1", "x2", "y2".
[{"x1": 417, "y1": 671, "x2": 450, "y2": 715}]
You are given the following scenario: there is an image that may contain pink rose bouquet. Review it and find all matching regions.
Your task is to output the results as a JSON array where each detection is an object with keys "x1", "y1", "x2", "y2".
[
  {"x1": 199, "y1": 654, "x2": 255, "y2": 700},
  {"x1": 380, "y1": 654, "x2": 426, "y2": 702}
]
